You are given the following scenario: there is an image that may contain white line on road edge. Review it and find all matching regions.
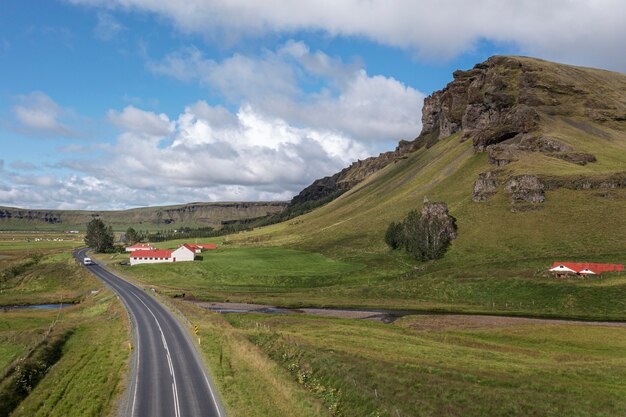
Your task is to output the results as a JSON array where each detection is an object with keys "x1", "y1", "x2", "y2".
[{"x1": 131, "y1": 292, "x2": 181, "y2": 417}]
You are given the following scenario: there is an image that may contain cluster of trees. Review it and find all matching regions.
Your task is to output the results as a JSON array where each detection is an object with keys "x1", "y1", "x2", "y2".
[
  {"x1": 385, "y1": 205, "x2": 457, "y2": 261},
  {"x1": 131, "y1": 225, "x2": 243, "y2": 243}
]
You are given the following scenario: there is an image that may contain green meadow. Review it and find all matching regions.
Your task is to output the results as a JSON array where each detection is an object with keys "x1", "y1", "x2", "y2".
[
  {"x1": 165, "y1": 297, "x2": 626, "y2": 417},
  {"x1": 225, "y1": 313, "x2": 626, "y2": 417}
]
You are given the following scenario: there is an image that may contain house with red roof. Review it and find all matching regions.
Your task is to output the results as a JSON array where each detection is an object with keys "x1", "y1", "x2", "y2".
[
  {"x1": 125, "y1": 243, "x2": 156, "y2": 252},
  {"x1": 179, "y1": 243, "x2": 218, "y2": 253},
  {"x1": 129, "y1": 244, "x2": 196, "y2": 266},
  {"x1": 193, "y1": 243, "x2": 218, "y2": 251},
  {"x1": 549, "y1": 262, "x2": 624, "y2": 278}
]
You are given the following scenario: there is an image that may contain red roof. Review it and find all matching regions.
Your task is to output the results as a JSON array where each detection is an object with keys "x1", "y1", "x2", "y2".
[
  {"x1": 551, "y1": 262, "x2": 624, "y2": 274},
  {"x1": 131, "y1": 249, "x2": 173, "y2": 258},
  {"x1": 180, "y1": 244, "x2": 198, "y2": 252},
  {"x1": 194, "y1": 244, "x2": 217, "y2": 250}
]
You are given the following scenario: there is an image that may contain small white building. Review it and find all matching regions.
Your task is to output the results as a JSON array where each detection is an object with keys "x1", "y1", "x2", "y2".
[
  {"x1": 172, "y1": 245, "x2": 196, "y2": 261},
  {"x1": 129, "y1": 245, "x2": 196, "y2": 266},
  {"x1": 126, "y1": 243, "x2": 156, "y2": 252}
]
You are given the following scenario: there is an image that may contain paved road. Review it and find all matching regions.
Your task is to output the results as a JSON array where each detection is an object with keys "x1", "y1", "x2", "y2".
[{"x1": 75, "y1": 248, "x2": 224, "y2": 417}]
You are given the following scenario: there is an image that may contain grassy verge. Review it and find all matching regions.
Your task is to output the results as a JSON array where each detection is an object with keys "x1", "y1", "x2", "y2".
[{"x1": 166, "y1": 298, "x2": 328, "y2": 417}]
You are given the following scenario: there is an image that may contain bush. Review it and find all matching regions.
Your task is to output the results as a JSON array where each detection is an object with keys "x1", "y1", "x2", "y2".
[{"x1": 384, "y1": 221, "x2": 405, "y2": 249}]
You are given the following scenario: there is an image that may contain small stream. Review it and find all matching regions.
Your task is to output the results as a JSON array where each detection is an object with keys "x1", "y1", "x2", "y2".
[{"x1": 1, "y1": 303, "x2": 71, "y2": 311}]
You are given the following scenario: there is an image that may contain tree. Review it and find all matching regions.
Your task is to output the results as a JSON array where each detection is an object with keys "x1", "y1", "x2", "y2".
[
  {"x1": 384, "y1": 221, "x2": 405, "y2": 250},
  {"x1": 402, "y1": 209, "x2": 423, "y2": 259},
  {"x1": 125, "y1": 227, "x2": 140, "y2": 245},
  {"x1": 85, "y1": 218, "x2": 114, "y2": 253}
]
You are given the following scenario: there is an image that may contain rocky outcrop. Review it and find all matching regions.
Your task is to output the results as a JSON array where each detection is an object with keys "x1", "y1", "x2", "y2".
[
  {"x1": 504, "y1": 175, "x2": 546, "y2": 204},
  {"x1": 472, "y1": 171, "x2": 499, "y2": 202},
  {"x1": 418, "y1": 56, "x2": 544, "y2": 150},
  {"x1": 420, "y1": 202, "x2": 458, "y2": 241}
]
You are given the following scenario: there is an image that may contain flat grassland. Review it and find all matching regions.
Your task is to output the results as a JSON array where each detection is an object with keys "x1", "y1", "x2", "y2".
[
  {"x1": 0, "y1": 240, "x2": 129, "y2": 417},
  {"x1": 224, "y1": 312, "x2": 626, "y2": 417}
]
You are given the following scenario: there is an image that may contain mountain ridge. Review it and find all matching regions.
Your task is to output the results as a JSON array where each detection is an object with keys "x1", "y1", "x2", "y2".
[{"x1": 0, "y1": 201, "x2": 288, "y2": 231}]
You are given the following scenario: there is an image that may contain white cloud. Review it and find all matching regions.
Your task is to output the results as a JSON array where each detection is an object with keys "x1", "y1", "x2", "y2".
[
  {"x1": 12, "y1": 92, "x2": 81, "y2": 138},
  {"x1": 68, "y1": 0, "x2": 626, "y2": 71},
  {"x1": 24, "y1": 102, "x2": 370, "y2": 209},
  {"x1": 94, "y1": 12, "x2": 125, "y2": 41},
  {"x1": 150, "y1": 41, "x2": 424, "y2": 143},
  {"x1": 107, "y1": 106, "x2": 174, "y2": 136},
  {"x1": 9, "y1": 161, "x2": 39, "y2": 171}
]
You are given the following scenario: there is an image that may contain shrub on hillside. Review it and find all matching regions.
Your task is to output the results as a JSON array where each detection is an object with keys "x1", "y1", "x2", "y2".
[{"x1": 386, "y1": 202, "x2": 457, "y2": 261}]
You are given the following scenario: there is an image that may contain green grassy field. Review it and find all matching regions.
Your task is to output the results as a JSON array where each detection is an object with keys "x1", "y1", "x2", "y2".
[
  {"x1": 223, "y1": 312, "x2": 626, "y2": 417},
  {"x1": 0, "y1": 244, "x2": 129, "y2": 417}
]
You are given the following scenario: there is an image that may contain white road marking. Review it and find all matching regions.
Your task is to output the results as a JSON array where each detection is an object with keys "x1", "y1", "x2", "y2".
[
  {"x1": 81, "y1": 249, "x2": 222, "y2": 417},
  {"x1": 131, "y1": 292, "x2": 181, "y2": 417}
]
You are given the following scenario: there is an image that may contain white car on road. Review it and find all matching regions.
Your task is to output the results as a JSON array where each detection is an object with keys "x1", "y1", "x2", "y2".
[{"x1": 83, "y1": 257, "x2": 94, "y2": 265}]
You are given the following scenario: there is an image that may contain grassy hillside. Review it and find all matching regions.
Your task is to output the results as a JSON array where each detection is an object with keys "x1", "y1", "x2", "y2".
[{"x1": 0, "y1": 201, "x2": 287, "y2": 232}]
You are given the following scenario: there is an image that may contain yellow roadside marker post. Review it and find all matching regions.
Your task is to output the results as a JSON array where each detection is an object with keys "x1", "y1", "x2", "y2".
[{"x1": 194, "y1": 324, "x2": 201, "y2": 345}]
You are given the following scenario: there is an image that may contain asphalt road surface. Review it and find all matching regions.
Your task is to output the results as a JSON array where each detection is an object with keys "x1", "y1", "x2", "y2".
[{"x1": 75, "y1": 248, "x2": 224, "y2": 417}]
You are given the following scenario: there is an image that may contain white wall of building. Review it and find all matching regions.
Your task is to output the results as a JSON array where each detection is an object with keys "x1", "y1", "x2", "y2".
[
  {"x1": 126, "y1": 246, "x2": 154, "y2": 252},
  {"x1": 172, "y1": 246, "x2": 195, "y2": 262},
  {"x1": 130, "y1": 256, "x2": 173, "y2": 266}
]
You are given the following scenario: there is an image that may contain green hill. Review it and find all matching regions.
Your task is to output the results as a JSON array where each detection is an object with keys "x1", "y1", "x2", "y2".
[
  {"x1": 237, "y1": 56, "x2": 626, "y2": 258},
  {"x1": 217, "y1": 55, "x2": 626, "y2": 317},
  {"x1": 0, "y1": 201, "x2": 288, "y2": 232}
]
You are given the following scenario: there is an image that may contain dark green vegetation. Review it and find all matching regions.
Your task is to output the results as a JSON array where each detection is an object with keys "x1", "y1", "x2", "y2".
[
  {"x1": 125, "y1": 227, "x2": 140, "y2": 245},
  {"x1": 0, "y1": 239, "x2": 128, "y2": 416},
  {"x1": 84, "y1": 218, "x2": 114, "y2": 253},
  {"x1": 0, "y1": 201, "x2": 287, "y2": 232},
  {"x1": 385, "y1": 202, "x2": 457, "y2": 260}
]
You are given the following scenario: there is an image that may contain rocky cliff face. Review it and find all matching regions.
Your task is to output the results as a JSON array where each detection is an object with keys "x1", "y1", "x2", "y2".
[
  {"x1": 292, "y1": 55, "x2": 626, "y2": 211},
  {"x1": 0, "y1": 202, "x2": 288, "y2": 230}
]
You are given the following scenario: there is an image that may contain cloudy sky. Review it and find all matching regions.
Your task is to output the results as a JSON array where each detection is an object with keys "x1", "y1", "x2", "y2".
[{"x1": 1, "y1": 1, "x2": 624, "y2": 210}]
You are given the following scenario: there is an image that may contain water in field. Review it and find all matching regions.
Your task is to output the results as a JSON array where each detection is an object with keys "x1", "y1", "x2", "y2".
[{"x1": 1, "y1": 303, "x2": 71, "y2": 311}]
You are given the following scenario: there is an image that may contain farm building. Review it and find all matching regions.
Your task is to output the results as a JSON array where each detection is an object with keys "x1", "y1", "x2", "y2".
[
  {"x1": 194, "y1": 243, "x2": 218, "y2": 250},
  {"x1": 126, "y1": 243, "x2": 156, "y2": 252},
  {"x1": 179, "y1": 243, "x2": 218, "y2": 253},
  {"x1": 549, "y1": 262, "x2": 624, "y2": 278},
  {"x1": 129, "y1": 245, "x2": 196, "y2": 266}
]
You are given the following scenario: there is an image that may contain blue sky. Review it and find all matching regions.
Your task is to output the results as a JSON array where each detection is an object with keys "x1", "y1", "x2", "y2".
[{"x1": 1, "y1": 0, "x2": 624, "y2": 209}]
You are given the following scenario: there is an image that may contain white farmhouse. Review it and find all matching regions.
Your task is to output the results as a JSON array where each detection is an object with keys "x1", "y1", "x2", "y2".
[
  {"x1": 126, "y1": 243, "x2": 156, "y2": 252},
  {"x1": 129, "y1": 249, "x2": 174, "y2": 266},
  {"x1": 129, "y1": 244, "x2": 196, "y2": 266}
]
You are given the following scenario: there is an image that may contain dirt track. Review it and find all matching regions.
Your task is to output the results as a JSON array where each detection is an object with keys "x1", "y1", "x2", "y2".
[{"x1": 189, "y1": 301, "x2": 626, "y2": 328}]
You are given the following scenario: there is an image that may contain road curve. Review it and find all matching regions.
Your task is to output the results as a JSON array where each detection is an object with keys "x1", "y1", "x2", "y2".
[{"x1": 75, "y1": 248, "x2": 224, "y2": 417}]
